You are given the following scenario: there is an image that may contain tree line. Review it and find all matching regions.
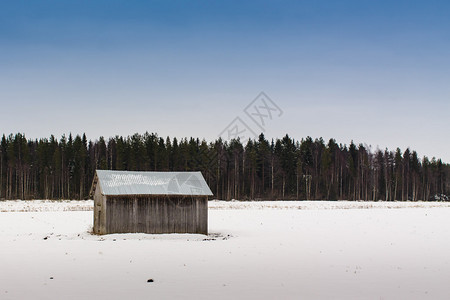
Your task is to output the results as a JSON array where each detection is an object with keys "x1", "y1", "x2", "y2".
[{"x1": 0, "y1": 132, "x2": 448, "y2": 201}]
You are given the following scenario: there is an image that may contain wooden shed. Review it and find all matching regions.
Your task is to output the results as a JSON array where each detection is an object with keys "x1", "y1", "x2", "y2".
[{"x1": 90, "y1": 170, "x2": 212, "y2": 235}]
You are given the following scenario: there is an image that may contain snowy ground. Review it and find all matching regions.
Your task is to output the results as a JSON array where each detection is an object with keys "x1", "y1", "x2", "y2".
[
  {"x1": 1, "y1": 200, "x2": 450, "y2": 299},
  {"x1": 3, "y1": 199, "x2": 450, "y2": 212}
]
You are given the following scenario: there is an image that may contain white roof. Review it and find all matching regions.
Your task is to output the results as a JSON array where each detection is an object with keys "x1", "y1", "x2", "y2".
[{"x1": 95, "y1": 170, "x2": 213, "y2": 196}]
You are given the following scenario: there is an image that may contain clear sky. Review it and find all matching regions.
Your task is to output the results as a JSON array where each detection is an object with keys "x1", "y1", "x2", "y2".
[{"x1": 1, "y1": 1, "x2": 449, "y2": 162}]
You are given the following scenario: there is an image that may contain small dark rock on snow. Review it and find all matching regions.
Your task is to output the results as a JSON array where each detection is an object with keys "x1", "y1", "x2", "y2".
[{"x1": 147, "y1": 279, "x2": 154, "y2": 283}]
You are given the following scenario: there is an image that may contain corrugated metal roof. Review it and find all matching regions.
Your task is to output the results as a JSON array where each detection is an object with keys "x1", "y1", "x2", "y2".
[{"x1": 95, "y1": 170, "x2": 213, "y2": 196}]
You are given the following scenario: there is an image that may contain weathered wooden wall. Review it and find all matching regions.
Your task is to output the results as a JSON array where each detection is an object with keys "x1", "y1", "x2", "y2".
[
  {"x1": 102, "y1": 195, "x2": 208, "y2": 235},
  {"x1": 93, "y1": 183, "x2": 107, "y2": 234}
]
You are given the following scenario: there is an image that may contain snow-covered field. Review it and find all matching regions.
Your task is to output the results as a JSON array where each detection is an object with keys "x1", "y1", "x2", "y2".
[
  {"x1": 1, "y1": 200, "x2": 450, "y2": 299},
  {"x1": 4, "y1": 199, "x2": 450, "y2": 212}
]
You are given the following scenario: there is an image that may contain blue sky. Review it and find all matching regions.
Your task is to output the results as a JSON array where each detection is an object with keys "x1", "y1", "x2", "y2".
[{"x1": 1, "y1": 1, "x2": 450, "y2": 161}]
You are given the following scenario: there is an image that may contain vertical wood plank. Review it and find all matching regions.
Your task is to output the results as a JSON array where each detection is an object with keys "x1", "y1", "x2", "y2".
[{"x1": 102, "y1": 195, "x2": 208, "y2": 235}]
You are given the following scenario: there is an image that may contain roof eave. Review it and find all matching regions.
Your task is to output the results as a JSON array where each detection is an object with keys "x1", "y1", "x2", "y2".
[{"x1": 103, "y1": 193, "x2": 212, "y2": 197}]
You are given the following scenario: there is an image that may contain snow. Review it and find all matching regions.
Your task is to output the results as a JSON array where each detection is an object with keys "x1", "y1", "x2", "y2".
[
  {"x1": 3, "y1": 199, "x2": 450, "y2": 212},
  {"x1": 0, "y1": 200, "x2": 93, "y2": 212},
  {"x1": 1, "y1": 200, "x2": 450, "y2": 299},
  {"x1": 209, "y1": 200, "x2": 450, "y2": 210}
]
